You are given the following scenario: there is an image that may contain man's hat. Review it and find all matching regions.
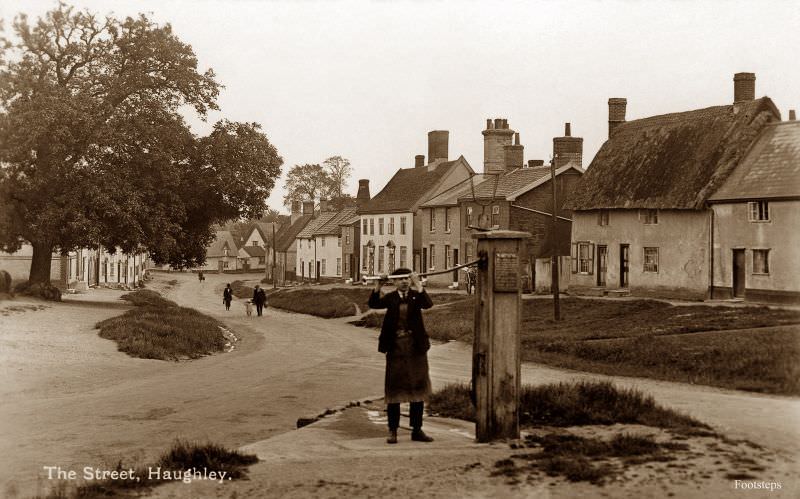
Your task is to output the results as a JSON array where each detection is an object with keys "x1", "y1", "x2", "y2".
[{"x1": 390, "y1": 267, "x2": 412, "y2": 277}]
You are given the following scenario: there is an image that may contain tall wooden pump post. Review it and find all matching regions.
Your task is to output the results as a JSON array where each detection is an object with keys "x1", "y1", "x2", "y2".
[{"x1": 472, "y1": 230, "x2": 530, "y2": 442}]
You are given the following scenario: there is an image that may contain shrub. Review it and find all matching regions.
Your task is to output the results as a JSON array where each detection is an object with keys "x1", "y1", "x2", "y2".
[{"x1": 13, "y1": 281, "x2": 62, "y2": 301}]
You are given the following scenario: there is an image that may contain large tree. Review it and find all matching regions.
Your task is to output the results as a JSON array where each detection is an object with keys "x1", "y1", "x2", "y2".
[
  {"x1": 0, "y1": 4, "x2": 283, "y2": 282},
  {"x1": 322, "y1": 155, "x2": 351, "y2": 199},
  {"x1": 282, "y1": 163, "x2": 328, "y2": 208}
]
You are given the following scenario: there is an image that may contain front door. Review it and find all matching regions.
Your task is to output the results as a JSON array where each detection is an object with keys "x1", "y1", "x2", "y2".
[
  {"x1": 619, "y1": 244, "x2": 629, "y2": 288},
  {"x1": 597, "y1": 245, "x2": 608, "y2": 287},
  {"x1": 733, "y1": 249, "x2": 746, "y2": 298}
]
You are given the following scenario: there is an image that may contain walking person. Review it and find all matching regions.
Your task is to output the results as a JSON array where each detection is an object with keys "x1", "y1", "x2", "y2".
[
  {"x1": 223, "y1": 283, "x2": 233, "y2": 311},
  {"x1": 368, "y1": 267, "x2": 435, "y2": 444},
  {"x1": 252, "y1": 284, "x2": 267, "y2": 317}
]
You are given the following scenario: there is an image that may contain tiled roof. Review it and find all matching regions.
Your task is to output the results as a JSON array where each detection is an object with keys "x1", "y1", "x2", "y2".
[
  {"x1": 568, "y1": 97, "x2": 780, "y2": 210},
  {"x1": 709, "y1": 121, "x2": 800, "y2": 201},
  {"x1": 358, "y1": 156, "x2": 471, "y2": 214},
  {"x1": 274, "y1": 214, "x2": 313, "y2": 252},
  {"x1": 420, "y1": 174, "x2": 491, "y2": 207},
  {"x1": 297, "y1": 211, "x2": 337, "y2": 239},
  {"x1": 314, "y1": 207, "x2": 357, "y2": 235},
  {"x1": 206, "y1": 231, "x2": 239, "y2": 257},
  {"x1": 457, "y1": 168, "x2": 552, "y2": 201},
  {"x1": 241, "y1": 245, "x2": 266, "y2": 257}
]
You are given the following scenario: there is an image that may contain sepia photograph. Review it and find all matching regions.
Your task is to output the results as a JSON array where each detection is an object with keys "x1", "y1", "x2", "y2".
[{"x1": 0, "y1": 1, "x2": 798, "y2": 497}]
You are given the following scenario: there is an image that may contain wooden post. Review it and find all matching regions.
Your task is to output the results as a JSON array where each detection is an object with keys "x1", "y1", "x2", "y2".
[
  {"x1": 551, "y1": 158, "x2": 561, "y2": 321},
  {"x1": 472, "y1": 230, "x2": 529, "y2": 442}
]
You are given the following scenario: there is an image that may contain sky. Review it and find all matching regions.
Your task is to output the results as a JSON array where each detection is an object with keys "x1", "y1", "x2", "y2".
[{"x1": 2, "y1": 0, "x2": 798, "y2": 214}]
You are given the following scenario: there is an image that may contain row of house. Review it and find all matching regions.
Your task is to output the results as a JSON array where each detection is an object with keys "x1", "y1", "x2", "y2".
[{"x1": 176, "y1": 71, "x2": 799, "y2": 303}]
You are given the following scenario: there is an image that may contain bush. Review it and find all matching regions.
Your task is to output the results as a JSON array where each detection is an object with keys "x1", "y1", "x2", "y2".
[{"x1": 13, "y1": 281, "x2": 62, "y2": 301}]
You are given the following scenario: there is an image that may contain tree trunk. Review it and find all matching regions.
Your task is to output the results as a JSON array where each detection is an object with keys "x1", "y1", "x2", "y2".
[{"x1": 29, "y1": 242, "x2": 54, "y2": 285}]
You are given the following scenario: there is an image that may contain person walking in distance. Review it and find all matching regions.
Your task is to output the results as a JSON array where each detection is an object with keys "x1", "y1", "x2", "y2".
[
  {"x1": 252, "y1": 284, "x2": 267, "y2": 317},
  {"x1": 223, "y1": 283, "x2": 233, "y2": 311},
  {"x1": 368, "y1": 267, "x2": 434, "y2": 444}
]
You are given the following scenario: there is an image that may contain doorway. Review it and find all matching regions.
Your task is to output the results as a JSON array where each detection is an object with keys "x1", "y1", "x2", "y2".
[
  {"x1": 732, "y1": 249, "x2": 746, "y2": 298},
  {"x1": 597, "y1": 245, "x2": 608, "y2": 287},
  {"x1": 619, "y1": 244, "x2": 629, "y2": 288}
]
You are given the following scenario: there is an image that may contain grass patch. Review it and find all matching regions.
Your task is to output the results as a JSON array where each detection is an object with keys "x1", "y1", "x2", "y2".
[
  {"x1": 429, "y1": 381, "x2": 707, "y2": 432},
  {"x1": 230, "y1": 280, "x2": 255, "y2": 299},
  {"x1": 97, "y1": 290, "x2": 225, "y2": 360},
  {"x1": 269, "y1": 287, "x2": 467, "y2": 319},
  {"x1": 37, "y1": 440, "x2": 258, "y2": 499},
  {"x1": 358, "y1": 297, "x2": 800, "y2": 394}
]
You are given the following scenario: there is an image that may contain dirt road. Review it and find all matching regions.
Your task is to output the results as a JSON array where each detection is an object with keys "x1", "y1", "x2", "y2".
[{"x1": 1, "y1": 272, "x2": 798, "y2": 498}]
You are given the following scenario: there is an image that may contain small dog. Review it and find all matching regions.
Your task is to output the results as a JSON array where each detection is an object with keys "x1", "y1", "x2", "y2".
[{"x1": 245, "y1": 300, "x2": 253, "y2": 317}]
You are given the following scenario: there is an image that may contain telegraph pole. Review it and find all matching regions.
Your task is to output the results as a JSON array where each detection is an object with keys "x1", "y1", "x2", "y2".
[
  {"x1": 272, "y1": 223, "x2": 277, "y2": 289},
  {"x1": 551, "y1": 156, "x2": 561, "y2": 321}
]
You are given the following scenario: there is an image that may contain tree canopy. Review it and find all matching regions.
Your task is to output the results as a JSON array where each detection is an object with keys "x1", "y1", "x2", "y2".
[
  {"x1": 0, "y1": 3, "x2": 283, "y2": 280},
  {"x1": 282, "y1": 155, "x2": 352, "y2": 208}
]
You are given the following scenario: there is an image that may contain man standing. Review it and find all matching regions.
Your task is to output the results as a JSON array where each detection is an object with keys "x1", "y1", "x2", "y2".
[
  {"x1": 368, "y1": 267, "x2": 434, "y2": 444},
  {"x1": 252, "y1": 284, "x2": 267, "y2": 316}
]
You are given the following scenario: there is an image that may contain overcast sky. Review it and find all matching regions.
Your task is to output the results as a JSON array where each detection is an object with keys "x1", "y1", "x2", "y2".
[{"x1": 2, "y1": 0, "x2": 798, "y2": 213}]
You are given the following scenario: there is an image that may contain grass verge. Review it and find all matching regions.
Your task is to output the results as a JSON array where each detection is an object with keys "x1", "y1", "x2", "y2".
[
  {"x1": 37, "y1": 440, "x2": 258, "y2": 499},
  {"x1": 428, "y1": 381, "x2": 707, "y2": 432},
  {"x1": 96, "y1": 290, "x2": 226, "y2": 360},
  {"x1": 358, "y1": 297, "x2": 800, "y2": 394},
  {"x1": 269, "y1": 287, "x2": 467, "y2": 319}
]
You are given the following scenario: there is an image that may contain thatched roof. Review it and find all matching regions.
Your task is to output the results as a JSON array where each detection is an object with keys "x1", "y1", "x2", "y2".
[{"x1": 569, "y1": 97, "x2": 780, "y2": 210}]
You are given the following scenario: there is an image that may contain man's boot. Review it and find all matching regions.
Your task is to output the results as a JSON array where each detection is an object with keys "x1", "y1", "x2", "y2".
[
  {"x1": 411, "y1": 429, "x2": 434, "y2": 442},
  {"x1": 387, "y1": 429, "x2": 398, "y2": 444}
]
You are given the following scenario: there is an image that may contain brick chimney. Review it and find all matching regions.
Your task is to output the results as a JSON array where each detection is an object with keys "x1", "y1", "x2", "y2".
[
  {"x1": 290, "y1": 200, "x2": 302, "y2": 223},
  {"x1": 789, "y1": 110, "x2": 796, "y2": 121},
  {"x1": 415, "y1": 155, "x2": 425, "y2": 168},
  {"x1": 483, "y1": 117, "x2": 515, "y2": 174},
  {"x1": 503, "y1": 132, "x2": 524, "y2": 171},
  {"x1": 302, "y1": 200, "x2": 315, "y2": 216},
  {"x1": 734, "y1": 72, "x2": 756, "y2": 103},
  {"x1": 427, "y1": 131, "x2": 449, "y2": 163},
  {"x1": 356, "y1": 179, "x2": 370, "y2": 208},
  {"x1": 319, "y1": 198, "x2": 329, "y2": 212},
  {"x1": 553, "y1": 122, "x2": 584, "y2": 168},
  {"x1": 608, "y1": 98, "x2": 627, "y2": 138}
]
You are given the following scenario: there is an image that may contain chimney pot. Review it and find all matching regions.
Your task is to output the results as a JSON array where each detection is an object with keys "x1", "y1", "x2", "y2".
[
  {"x1": 486, "y1": 118, "x2": 493, "y2": 130},
  {"x1": 494, "y1": 118, "x2": 502, "y2": 129},
  {"x1": 415, "y1": 155, "x2": 425, "y2": 168},
  {"x1": 514, "y1": 132, "x2": 520, "y2": 145},
  {"x1": 565, "y1": 123, "x2": 571, "y2": 136},
  {"x1": 733, "y1": 72, "x2": 756, "y2": 103},
  {"x1": 789, "y1": 109, "x2": 797, "y2": 121},
  {"x1": 502, "y1": 119, "x2": 508, "y2": 129}
]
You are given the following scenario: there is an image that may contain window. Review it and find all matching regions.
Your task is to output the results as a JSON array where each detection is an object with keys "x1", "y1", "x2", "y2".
[
  {"x1": 445, "y1": 208, "x2": 451, "y2": 232},
  {"x1": 492, "y1": 205, "x2": 500, "y2": 227},
  {"x1": 362, "y1": 219, "x2": 367, "y2": 235},
  {"x1": 345, "y1": 233, "x2": 350, "y2": 245},
  {"x1": 445, "y1": 245, "x2": 451, "y2": 269},
  {"x1": 223, "y1": 261, "x2": 229, "y2": 269},
  {"x1": 337, "y1": 235, "x2": 341, "y2": 247},
  {"x1": 466, "y1": 207, "x2": 473, "y2": 228},
  {"x1": 258, "y1": 256, "x2": 265, "y2": 264},
  {"x1": 336, "y1": 258, "x2": 341, "y2": 276},
  {"x1": 378, "y1": 246, "x2": 385, "y2": 272},
  {"x1": 748, "y1": 201, "x2": 770, "y2": 222},
  {"x1": 252, "y1": 240, "x2": 258, "y2": 246},
  {"x1": 642, "y1": 209, "x2": 658, "y2": 225},
  {"x1": 369, "y1": 218, "x2": 374, "y2": 235},
  {"x1": 308, "y1": 261, "x2": 313, "y2": 276},
  {"x1": 399, "y1": 246, "x2": 407, "y2": 268},
  {"x1": 343, "y1": 258, "x2": 349, "y2": 275},
  {"x1": 430, "y1": 209, "x2": 436, "y2": 231},
  {"x1": 571, "y1": 242, "x2": 594, "y2": 274},
  {"x1": 321, "y1": 259, "x2": 327, "y2": 274},
  {"x1": 388, "y1": 217, "x2": 395, "y2": 235},
  {"x1": 598, "y1": 210, "x2": 609, "y2": 226},
  {"x1": 362, "y1": 246, "x2": 368, "y2": 269},
  {"x1": 643, "y1": 247, "x2": 659, "y2": 273},
  {"x1": 429, "y1": 244, "x2": 436, "y2": 269},
  {"x1": 321, "y1": 237, "x2": 325, "y2": 247},
  {"x1": 400, "y1": 216, "x2": 407, "y2": 235},
  {"x1": 753, "y1": 249, "x2": 770, "y2": 274},
  {"x1": 465, "y1": 242, "x2": 473, "y2": 263},
  {"x1": 388, "y1": 247, "x2": 395, "y2": 272},
  {"x1": 379, "y1": 217, "x2": 384, "y2": 235}
]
